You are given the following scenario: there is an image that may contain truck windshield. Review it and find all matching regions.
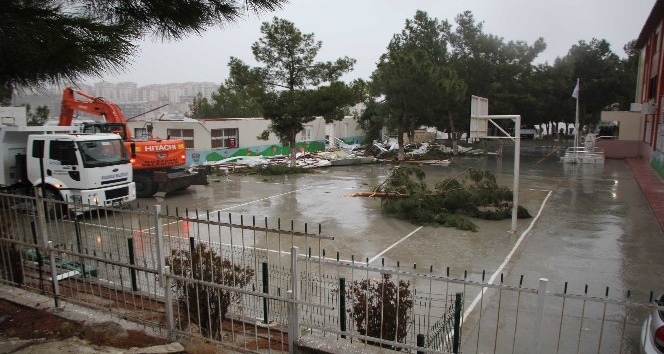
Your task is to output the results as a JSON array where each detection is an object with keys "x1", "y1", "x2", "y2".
[{"x1": 78, "y1": 139, "x2": 130, "y2": 167}]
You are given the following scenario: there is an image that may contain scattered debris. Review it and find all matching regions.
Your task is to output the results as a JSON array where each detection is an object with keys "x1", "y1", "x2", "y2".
[{"x1": 196, "y1": 137, "x2": 497, "y2": 175}]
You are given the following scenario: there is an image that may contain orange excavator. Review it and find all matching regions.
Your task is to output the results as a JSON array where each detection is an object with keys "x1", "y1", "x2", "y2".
[{"x1": 59, "y1": 87, "x2": 207, "y2": 198}]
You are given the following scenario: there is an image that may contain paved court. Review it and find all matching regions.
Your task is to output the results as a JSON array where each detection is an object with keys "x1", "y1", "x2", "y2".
[{"x1": 147, "y1": 145, "x2": 664, "y2": 303}]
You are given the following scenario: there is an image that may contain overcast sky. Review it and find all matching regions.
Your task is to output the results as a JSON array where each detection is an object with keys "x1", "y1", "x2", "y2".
[{"x1": 95, "y1": 0, "x2": 656, "y2": 86}]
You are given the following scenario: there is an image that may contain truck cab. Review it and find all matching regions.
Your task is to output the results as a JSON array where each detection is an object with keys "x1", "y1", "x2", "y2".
[
  {"x1": 1, "y1": 123, "x2": 136, "y2": 208},
  {"x1": 26, "y1": 133, "x2": 137, "y2": 206}
]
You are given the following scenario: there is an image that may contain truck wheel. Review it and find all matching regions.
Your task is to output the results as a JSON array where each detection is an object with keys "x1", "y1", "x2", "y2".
[
  {"x1": 41, "y1": 187, "x2": 68, "y2": 219},
  {"x1": 134, "y1": 174, "x2": 157, "y2": 198}
]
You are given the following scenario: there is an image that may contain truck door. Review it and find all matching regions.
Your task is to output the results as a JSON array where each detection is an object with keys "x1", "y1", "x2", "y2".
[{"x1": 46, "y1": 140, "x2": 85, "y2": 191}]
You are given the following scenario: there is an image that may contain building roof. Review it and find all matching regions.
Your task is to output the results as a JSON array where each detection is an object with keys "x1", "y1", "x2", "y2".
[{"x1": 636, "y1": 0, "x2": 664, "y2": 48}]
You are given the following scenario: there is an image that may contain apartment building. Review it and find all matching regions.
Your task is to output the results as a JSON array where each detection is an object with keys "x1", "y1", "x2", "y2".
[{"x1": 13, "y1": 81, "x2": 219, "y2": 118}]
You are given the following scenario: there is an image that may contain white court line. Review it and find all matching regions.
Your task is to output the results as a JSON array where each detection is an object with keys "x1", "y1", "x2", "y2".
[
  {"x1": 147, "y1": 185, "x2": 316, "y2": 232},
  {"x1": 461, "y1": 190, "x2": 554, "y2": 322},
  {"x1": 368, "y1": 226, "x2": 424, "y2": 264},
  {"x1": 209, "y1": 185, "x2": 315, "y2": 213}
]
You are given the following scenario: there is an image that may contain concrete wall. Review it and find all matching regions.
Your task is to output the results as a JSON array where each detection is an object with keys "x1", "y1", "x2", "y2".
[
  {"x1": 595, "y1": 111, "x2": 646, "y2": 158},
  {"x1": 600, "y1": 111, "x2": 644, "y2": 140},
  {"x1": 198, "y1": 118, "x2": 276, "y2": 149},
  {"x1": 595, "y1": 140, "x2": 642, "y2": 158}
]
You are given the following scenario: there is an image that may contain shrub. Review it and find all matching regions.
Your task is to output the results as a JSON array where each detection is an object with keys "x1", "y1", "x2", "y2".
[
  {"x1": 347, "y1": 273, "x2": 413, "y2": 348},
  {"x1": 166, "y1": 243, "x2": 255, "y2": 339}
]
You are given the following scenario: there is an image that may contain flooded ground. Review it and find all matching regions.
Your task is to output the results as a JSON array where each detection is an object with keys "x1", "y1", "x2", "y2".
[
  {"x1": 6, "y1": 139, "x2": 661, "y2": 353},
  {"x1": 141, "y1": 140, "x2": 664, "y2": 302}
]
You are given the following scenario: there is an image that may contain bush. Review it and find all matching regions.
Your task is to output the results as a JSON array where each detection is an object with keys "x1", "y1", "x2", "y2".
[
  {"x1": 347, "y1": 273, "x2": 412, "y2": 348},
  {"x1": 166, "y1": 243, "x2": 255, "y2": 339},
  {"x1": 378, "y1": 166, "x2": 531, "y2": 230}
]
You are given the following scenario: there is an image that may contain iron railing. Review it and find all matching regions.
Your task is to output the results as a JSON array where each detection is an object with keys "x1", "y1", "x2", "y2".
[{"x1": 0, "y1": 191, "x2": 662, "y2": 354}]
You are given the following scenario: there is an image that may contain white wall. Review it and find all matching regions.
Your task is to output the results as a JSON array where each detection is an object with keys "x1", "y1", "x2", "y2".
[
  {"x1": 600, "y1": 111, "x2": 644, "y2": 141},
  {"x1": 127, "y1": 116, "x2": 363, "y2": 150}
]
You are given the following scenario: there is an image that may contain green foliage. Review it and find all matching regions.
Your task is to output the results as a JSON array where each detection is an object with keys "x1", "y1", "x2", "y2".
[
  {"x1": 1, "y1": 0, "x2": 285, "y2": 98},
  {"x1": 256, "y1": 130, "x2": 271, "y2": 141},
  {"x1": 348, "y1": 273, "x2": 413, "y2": 348},
  {"x1": 371, "y1": 11, "x2": 466, "y2": 160},
  {"x1": 378, "y1": 166, "x2": 531, "y2": 231},
  {"x1": 188, "y1": 58, "x2": 266, "y2": 118},
  {"x1": 227, "y1": 17, "x2": 360, "y2": 166},
  {"x1": 357, "y1": 99, "x2": 387, "y2": 147},
  {"x1": 166, "y1": 243, "x2": 255, "y2": 339},
  {"x1": 23, "y1": 104, "x2": 50, "y2": 126},
  {"x1": 567, "y1": 39, "x2": 635, "y2": 125},
  {"x1": 251, "y1": 18, "x2": 355, "y2": 90},
  {"x1": 449, "y1": 11, "x2": 546, "y2": 130}
]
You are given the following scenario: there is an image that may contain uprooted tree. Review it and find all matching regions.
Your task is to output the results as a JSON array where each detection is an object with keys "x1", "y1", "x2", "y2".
[
  {"x1": 166, "y1": 243, "x2": 255, "y2": 338},
  {"x1": 350, "y1": 166, "x2": 531, "y2": 231}
]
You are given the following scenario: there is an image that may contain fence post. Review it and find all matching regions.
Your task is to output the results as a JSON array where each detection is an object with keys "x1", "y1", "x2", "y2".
[
  {"x1": 339, "y1": 277, "x2": 346, "y2": 338},
  {"x1": 73, "y1": 216, "x2": 87, "y2": 277},
  {"x1": 417, "y1": 333, "x2": 425, "y2": 354},
  {"x1": 36, "y1": 192, "x2": 59, "y2": 307},
  {"x1": 262, "y1": 262, "x2": 269, "y2": 324},
  {"x1": 127, "y1": 237, "x2": 138, "y2": 291},
  {"x1": 532, "y1": 278, "x2": 548, "y2": 354},
  {"x1": 164, "y1": 265, "x2": 174, "y2": 334},
  {"x1": 453, "y1": 292, "x2": 463, "y2": 354},
  {"x1": 287, "y1": 246, "x2": 300, "y2": 354},
  {"x1": 153, "y1": 205, "x2": 173, "y2": 335},
  {"x1": 30, "y1": 221, "x2": 45, "y2": 293}
]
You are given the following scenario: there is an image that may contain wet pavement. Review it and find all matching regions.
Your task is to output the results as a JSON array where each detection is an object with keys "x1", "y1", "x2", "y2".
[
  {"x1": 132, "y1": 141, "x2": 664, "y2": 353},
  {"x1": 3, "y1": 140, "x2": 664, "y2": 353},
  {"x1": 145, "y1": 141, "x2": 664, "y2": 300}
]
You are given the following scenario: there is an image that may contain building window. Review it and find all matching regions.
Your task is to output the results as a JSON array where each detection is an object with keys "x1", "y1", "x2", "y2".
[
  {"x1": 302, "y1": 125, "x2": 312, "y2": 141},
  {"x1": 167, "y1": 129, "x2": 194, "y2": 148},
  {"x1": 211, "y1": 128, "x2": 239, "y2": 149},
  {"x1": 134, "y1": 128, "x2": 148, "y2": 140}
]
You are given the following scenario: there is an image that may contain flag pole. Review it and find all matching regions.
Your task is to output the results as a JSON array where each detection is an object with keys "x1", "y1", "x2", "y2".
[{"x1": 574, "y1": 78, "x2": 579, "y2": 162}]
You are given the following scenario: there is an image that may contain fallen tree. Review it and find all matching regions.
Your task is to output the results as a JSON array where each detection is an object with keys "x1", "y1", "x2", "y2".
[{"x1": 349, "y1": 166, "x2": 531, "y2": 231}]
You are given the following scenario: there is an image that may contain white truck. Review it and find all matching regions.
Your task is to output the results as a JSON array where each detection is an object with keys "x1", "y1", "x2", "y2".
[
  {"x1": 0, "y1": 107, "x2": 136, "y2": 209},
  {"x1": 519, "y1": 125, "x2": 537, "y2": 139}
]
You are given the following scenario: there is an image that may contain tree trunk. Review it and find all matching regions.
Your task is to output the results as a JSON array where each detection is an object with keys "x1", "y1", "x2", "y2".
[
  {"x1": 397, "y1": 125, "x2": 406, "y2": 161},
  {"x1": 289, "y1": 127, "x2": 297, "y2": 168},
  {"x1": 398, "y1": 101, "x2": 406, "y2": 161},
  {"x1": 448, "y1": 111, "x2": 459, "y2": 154}
]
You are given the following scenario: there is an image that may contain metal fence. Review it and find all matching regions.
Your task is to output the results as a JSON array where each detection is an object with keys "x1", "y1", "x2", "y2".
[{"x1": 0, "y1": 190, "x2": 661, "y2": 354}]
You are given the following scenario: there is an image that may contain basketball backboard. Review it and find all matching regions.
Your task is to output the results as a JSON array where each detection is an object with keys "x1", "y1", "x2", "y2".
[{"x1": 470, "y1": 95, "x2": 489, "y2": 139}]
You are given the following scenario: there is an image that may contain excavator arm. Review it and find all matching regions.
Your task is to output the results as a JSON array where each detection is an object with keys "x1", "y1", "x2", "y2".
[
  {"x1": 59, "y1": 88, "x2": 134, "y2": 140},
  {"x1": 58, "y1": 87, "x2": 207, "y2": 198}
]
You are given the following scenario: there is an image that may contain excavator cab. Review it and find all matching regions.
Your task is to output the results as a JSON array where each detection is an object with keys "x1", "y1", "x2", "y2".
[{"x1": 81, "y1": 122, "x2": 128, "y2": 141}]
